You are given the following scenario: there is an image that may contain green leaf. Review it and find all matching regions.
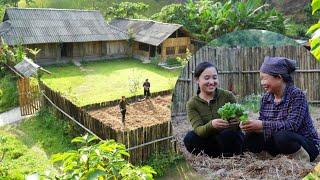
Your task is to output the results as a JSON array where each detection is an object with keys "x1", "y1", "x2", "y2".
[
  {"x1": 310, "y1": 37, "x2": 320, "y2": 51},
  {"x1": 312, "y1": 0, "x2": 320, "y2": 14},
  {"x1": 141, "y1": 165, "x2": 157, "y2": 175},
  {"x1": 71, "y1": 136, "x2": 86, "y2": 144},
  {"x1": 87, "y1": 169, "x2": 107, "y2": 180},
  {"x1": 311, "y1": 47, "x2": 320, "y2": 61},
  {"x1": 88, "y1": 136, "x2": 99, "y2": 143},
  {"x1": 307, "y1": 22, "x2": 320, "y2": 35},
  {"x1": 239, "y1": 113, "x2": 249, "y2": 122}
]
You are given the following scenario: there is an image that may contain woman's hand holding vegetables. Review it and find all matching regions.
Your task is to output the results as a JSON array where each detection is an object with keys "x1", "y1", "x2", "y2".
[
  {"x1": 212, "y1": 119, "x2": 229, "y2": 129},
  {"x1": 240, "y1": 119, "x2": 263, "y2": 132}
]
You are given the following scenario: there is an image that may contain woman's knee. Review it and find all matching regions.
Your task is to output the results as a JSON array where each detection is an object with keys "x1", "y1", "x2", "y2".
[
  {"x1": 244, "y1": 132, "x2": 264, "y2": 153},
  {"x1": 217, "y1": 129, "x2": 244, "y2": 154},
  {"x1": 183, "y1": 131, "x2": 202, "y2": 150},
  {"x1": 272, "y1": 131, "x2": 304, "y2": 155},
  {"x1": 273, "y1": 131, "x2": 300, "y2": 149},
  {"x1": 219, "y1": 129, "x2": 244, "y2": 141}
]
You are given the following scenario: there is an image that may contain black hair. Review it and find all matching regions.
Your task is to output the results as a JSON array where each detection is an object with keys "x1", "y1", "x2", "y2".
[{"x1": 194, "y1": 61, "x2": 218, "y2": 95}]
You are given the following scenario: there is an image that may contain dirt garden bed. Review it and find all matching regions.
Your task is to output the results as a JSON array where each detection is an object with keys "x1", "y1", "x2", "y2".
[
  {"x1": 88, "y1": 95, "x2": 171, "y2": 131},
  {"x1": 172, "y1": 107, "x2": 320, "y2": 179}
]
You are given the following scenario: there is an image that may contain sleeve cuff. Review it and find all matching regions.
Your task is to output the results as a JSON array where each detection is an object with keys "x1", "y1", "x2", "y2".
[
  {"x1": 205, "y1": 120, "x2": 219, "y2": 135},
  {"x1": 262, "y1": 121, "x2": 272, "y2": 139}
]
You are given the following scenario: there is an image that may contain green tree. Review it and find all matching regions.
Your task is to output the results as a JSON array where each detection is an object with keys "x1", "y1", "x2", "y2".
[
  {"x1": 0, "y1": 38, "x2": 28, "y2": 65},
  {"x1": 50, "y1": 134, "x2": 156, "y2": 179},
  {"x1": 105, "y1": 2, "x2": 149, "y2": 20},
  {"x1": 307, "y1": 0, "x2": 320, "y2": 61},
  {"x1": 0, "y1": 0, "x2": 33, "y2": 7},
  {"x1": 0, "y1": 4, "x2": 5, "y2": 20},
  {"x1": 152, "y1": 0, "x2": 287, "y2": 42},
  {"x1": 128, "y1": 68, "x2": 142, "y2": 96}
]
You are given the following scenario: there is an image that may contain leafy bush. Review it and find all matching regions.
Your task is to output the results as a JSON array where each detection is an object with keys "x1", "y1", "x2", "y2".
[
  {"x1": 285, "y1": 23, "x2": 308, "y2": 39},
  {"x1": 144, "y1": 152, "x2": 184, "y2": 177},
  {"x1": 0, "y1": 38, "x2": 27, "y2": 65},
  {"x1": 0, "y1": 73, "x2": 18, "y2": 113},
  {"x1": 165, "y1": 58, "x2": 181, "y2": 66},
  {"x1": 50, "y1": 134, "x2": 156, "y2": 179},
  {"x1": 105, "y1": 2, "x2": 149, "y2": 19}
]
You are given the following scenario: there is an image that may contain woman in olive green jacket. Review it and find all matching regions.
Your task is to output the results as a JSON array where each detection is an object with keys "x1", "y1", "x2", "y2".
[{"x1": 184, "y1": 61, "x2": 244, "y2": 157}]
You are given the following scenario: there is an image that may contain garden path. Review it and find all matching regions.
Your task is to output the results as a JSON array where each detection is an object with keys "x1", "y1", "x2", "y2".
[{"x1": 0, "y1": 107, "x2": 32, "y2": 126}]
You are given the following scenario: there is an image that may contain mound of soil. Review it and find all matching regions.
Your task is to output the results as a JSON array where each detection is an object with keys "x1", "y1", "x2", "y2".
[
  {"x1": 88, "y1": 95, "x2": 171, "y2": 131},
  {"x1": 172, "y1": 107, "x2": 320, "y2": 179}
]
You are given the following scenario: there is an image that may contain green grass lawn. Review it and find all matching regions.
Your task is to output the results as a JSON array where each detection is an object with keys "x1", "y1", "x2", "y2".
[
  {"x1": 0, "y1": 107, "x2": 77, "y2": 179},
  {"x1": 41, "y1": 59, "x2": 180, "y2": 107}
]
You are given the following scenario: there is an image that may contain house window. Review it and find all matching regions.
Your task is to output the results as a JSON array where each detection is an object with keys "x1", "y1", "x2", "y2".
[
  {"x1": 166, "y1": 47, "x2": 175, "y2": 55},
  {"x1": 178, "y1": 46, "x2": 187, "y2": 54},
  {"x1": 139, "y1": 43, "x2": 149, "y2": 52}
]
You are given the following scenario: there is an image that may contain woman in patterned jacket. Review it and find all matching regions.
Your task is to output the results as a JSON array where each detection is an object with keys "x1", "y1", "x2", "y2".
[{"x1": 240, "y1": 56, "x2": 319, "y2": 162}]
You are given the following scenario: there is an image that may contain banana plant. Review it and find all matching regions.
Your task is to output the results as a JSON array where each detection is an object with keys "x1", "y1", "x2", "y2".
[
  {"x1": 152, "y1": 0, "x2": 287, "y2": 42},
  {"x1": 307, "y1": 0, "x2": 320, "y2": 61}
]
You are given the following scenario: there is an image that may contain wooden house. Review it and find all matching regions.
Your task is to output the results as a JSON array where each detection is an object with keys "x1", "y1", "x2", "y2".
[
  {"x1": 0, "y1": 8, "x2": 129, "y2": 65},
  {"x1": 0, "y1": 8, "x2": 195, "y2": 65},
  {"x1": 109, "y1": 18, "x2": 194, "y2": 62}
]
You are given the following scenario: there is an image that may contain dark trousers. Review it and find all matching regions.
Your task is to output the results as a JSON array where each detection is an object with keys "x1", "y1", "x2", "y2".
[
  {"x1": 244, "y1": 131, "x2": 319, "y2": 162},
  {"x1": 121, "y1": 109, "x2": 126, "y2": 123},
  {"x1": 183, "y1": 129, "x2": 244, "y2": 158},
  {"x1": 144, "y1": 89, "x2": 150, "y2": 98}
]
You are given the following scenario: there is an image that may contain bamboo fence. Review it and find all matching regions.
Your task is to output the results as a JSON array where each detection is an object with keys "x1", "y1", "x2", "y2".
[
  {"x1": 17, "y1": 78, "x2": 41, "y2": 116},
  {"x1": 172, "y1": 45, "x2": 320, "y2": 116},
  {"x1": 40, "y1": 82, "x2": 175, "y2": 164}
]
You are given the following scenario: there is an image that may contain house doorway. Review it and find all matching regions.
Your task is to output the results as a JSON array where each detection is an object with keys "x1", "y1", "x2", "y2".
[
  {"x1": 150, "y1": 46, "x2": 156, "y2": 58},
  {"x1": 61, "y1": 43, "x2": 73, "y2": 58}
]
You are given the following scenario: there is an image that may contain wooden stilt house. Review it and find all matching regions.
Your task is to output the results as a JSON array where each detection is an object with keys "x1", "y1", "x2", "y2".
[
  {"x1": 109, "y1": 18, "x2": 194, "y2": 63},
  {"x1": 0, "y1": 8, "x2": 129, "y2": 65}
]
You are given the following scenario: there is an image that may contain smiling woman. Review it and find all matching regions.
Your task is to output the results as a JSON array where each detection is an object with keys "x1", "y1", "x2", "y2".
[
  {"x1": 183, "y1": 61, "x2": 244, "y2": 158},
  {"x1": 241, "y1": 56, "x2": 320, "y2": 162}
]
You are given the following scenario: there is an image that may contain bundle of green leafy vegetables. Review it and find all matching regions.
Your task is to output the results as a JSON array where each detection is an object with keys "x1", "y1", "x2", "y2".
[{"x1": 217, "y1": 103, "x2": 249, "y2": 122}]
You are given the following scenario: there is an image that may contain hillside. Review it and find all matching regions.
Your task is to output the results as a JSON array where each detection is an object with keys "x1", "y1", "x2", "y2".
[
  {"x1": 19, "y1": 0, "x2": 183, "y2": 16},
  {"x1": 265, "y1": 0, "x2": 310, "y2": 23}
]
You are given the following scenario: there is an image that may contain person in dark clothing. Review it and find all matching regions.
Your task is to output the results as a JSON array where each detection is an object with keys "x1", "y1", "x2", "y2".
[
  {"x1": 183, "y1": 61, "x2": 244, "y2": 158},
  {"x1": 240, "y1": 56, "x2": 320, "y2": 162},
  {"x1": 119, "y1": 96, "x2": 129, "y2": 125},
  {"x1": 143, "y1": 79, "x2": 151, "y2": 99}
]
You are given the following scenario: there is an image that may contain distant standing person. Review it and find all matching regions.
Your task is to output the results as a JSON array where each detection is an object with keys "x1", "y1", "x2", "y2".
[
  {"x1": 143, "y1": 79, "x2": 151, "y2": 99},
  {"x1": 119, "y1": 96, "x2": 129, "y2": 125}
]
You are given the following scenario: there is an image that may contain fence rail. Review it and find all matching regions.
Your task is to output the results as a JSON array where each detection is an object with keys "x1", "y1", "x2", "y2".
[
  {"x1": 172, "y1": 45, "x2": 320, "y2": 116},
  {"x1": 82, "y1": 90, "x2": 172, "y2": 111}
]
